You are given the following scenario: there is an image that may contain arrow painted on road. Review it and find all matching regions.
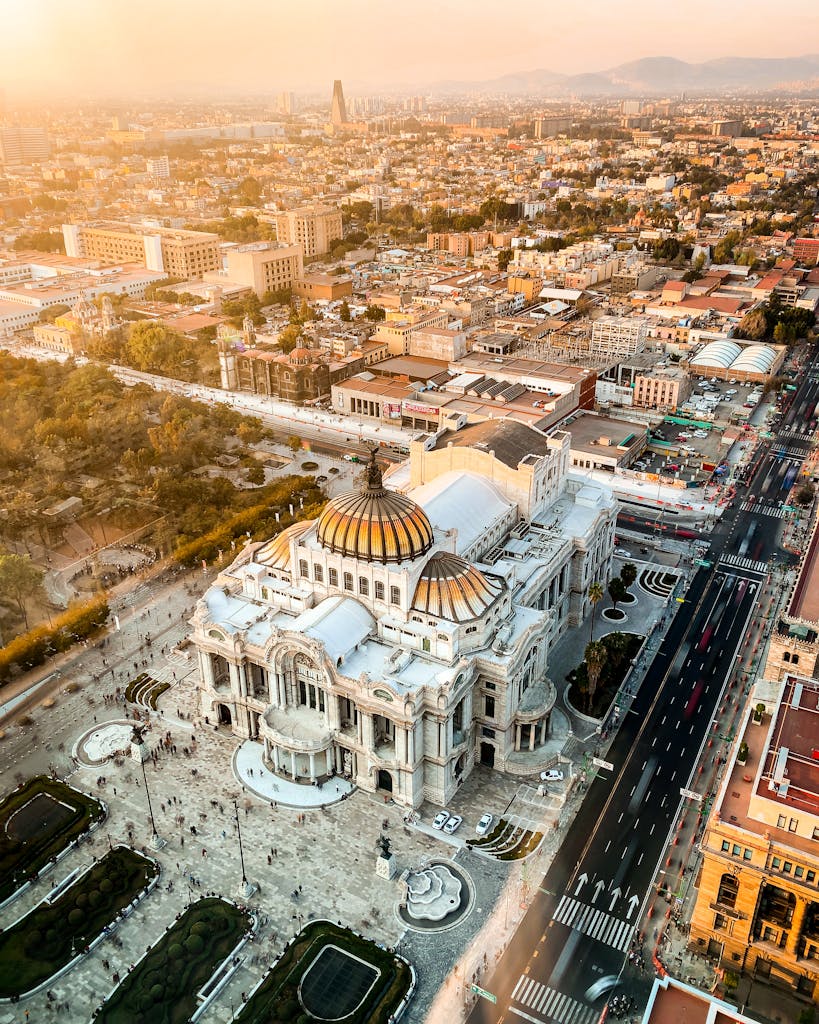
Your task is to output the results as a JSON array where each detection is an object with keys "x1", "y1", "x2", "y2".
[
  {"x1": 626, "y1": 894, "x2": 640, "y2": 919},
  {"x1": 592, "y1": 879, "x2": 605, "y2": 904},
  {"x1": 574, "y1": 872, "x2": 588, "y2": 897},
  {"x1": 609, "y1": 887, "x2": 621, "y2": 912}
]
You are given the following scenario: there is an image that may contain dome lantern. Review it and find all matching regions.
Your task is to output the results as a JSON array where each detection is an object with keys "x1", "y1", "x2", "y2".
[{"x1": 316, "y1": 449, "x2": 434, "y2": 564}]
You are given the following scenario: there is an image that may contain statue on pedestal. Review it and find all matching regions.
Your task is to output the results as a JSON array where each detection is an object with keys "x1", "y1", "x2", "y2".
[{"x1": 375, "y1": 831, "x2": 396, "y2": 880}]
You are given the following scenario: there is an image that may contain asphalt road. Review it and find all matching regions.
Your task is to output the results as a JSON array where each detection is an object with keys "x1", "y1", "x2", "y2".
[{"x1": 468, "y1": 349, "x2": 817, "y2": 1024}]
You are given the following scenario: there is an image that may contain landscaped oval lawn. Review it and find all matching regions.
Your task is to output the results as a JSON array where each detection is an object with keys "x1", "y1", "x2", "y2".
[
  {"x1": 95, "y1": 896, "x2": 251, "y2": 1024},
  {"x1": 0, "y1": 845, "x2": 157, "y2": 998},
  {"x1": 0, "y1": 775, "x2": 105, "y2": 903}
]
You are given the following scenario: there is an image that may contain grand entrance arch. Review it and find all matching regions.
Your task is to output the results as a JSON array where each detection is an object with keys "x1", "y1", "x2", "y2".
[
  {"x1": 480, "y1": 742, "x2": 495, "y2": 768},
  {"x1": 377, "y1": 769, "x2": 393, "y2": 793},
  {"x1": 217, "y1": 703, "x2": 232, "y2": 726}
]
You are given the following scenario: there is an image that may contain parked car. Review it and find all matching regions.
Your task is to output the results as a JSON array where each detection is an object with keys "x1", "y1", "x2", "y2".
[
  {"x1": 475, "y1": 813, "x2": 493, "y2": 837},
  {"x1": 432, "y1": 811, "x2": 450, "y2": 830},
  {"x1": 541, "y1": 769, "x2": 565, "y2": 782},
  {"x1": 443, "y1": 814, "x2": 463, "y2": 835}
]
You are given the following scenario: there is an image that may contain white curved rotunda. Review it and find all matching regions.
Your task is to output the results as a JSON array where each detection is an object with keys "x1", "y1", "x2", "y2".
[{"x1": 191, "y1": 423, "x2": 616, "y2": 808}]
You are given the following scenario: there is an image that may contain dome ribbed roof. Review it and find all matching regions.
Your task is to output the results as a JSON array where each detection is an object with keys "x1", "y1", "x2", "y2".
[
  {"x1": 256, "y1": 520, "x2": 314, "y2": 571},
  {"x1": 316, "y1": 451, "x2": 434, "y2": 564},
  {"x1": 412, "y1": 552, "x2": 501, "y2": 622}
]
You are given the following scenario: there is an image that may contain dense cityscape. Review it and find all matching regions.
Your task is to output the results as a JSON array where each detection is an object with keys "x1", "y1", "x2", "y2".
[{"x1": 1, "y1": 5, "x2": 819, "y2": 1023}]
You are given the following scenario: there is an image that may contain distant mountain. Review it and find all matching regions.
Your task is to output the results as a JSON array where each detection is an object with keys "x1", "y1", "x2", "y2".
[{"x1": 431, "y1": 54, "x2": 819, "y2": 96}]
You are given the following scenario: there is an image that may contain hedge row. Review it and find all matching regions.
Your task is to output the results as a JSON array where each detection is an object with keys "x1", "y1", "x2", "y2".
[
  {"x1": 95, "y1": 897, "x2": 250, "y2": 1024},
  {"x1": 173, "y1": 476, "x2": 325, "y2": 567},
  {"x1": 0, "y1": 594, "x2": 110, "y2": 685},
  {"x1": 0, "y1": 846, "x2": 157, "y2": 997}
]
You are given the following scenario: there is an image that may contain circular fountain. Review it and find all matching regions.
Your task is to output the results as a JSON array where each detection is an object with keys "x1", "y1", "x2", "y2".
[{"x1": 397, "y1": 860, "x2": 473, "y2": 931}]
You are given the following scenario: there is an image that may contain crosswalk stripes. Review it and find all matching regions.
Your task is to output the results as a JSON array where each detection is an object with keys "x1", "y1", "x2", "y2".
[
  {"x1": 510, "y1": 976, "x2": 597, "y2": 1024},
  {"x1": 552, "y1": 894, "x2": 634, "y2": 952},
  {"x1": 740, "y1": 501, "x2": 791, "y2": 519},
  {"x1": 773, "y1": 448, "x2": 807, "y2": 460},
  {"x1": 719, "y1": 553, "x2": 768, "y2": 575}
]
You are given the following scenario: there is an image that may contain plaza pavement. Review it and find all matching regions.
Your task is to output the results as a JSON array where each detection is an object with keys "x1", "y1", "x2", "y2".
[{"x1": 0, "y1": 550, "x2": 692, "y2": 1024}]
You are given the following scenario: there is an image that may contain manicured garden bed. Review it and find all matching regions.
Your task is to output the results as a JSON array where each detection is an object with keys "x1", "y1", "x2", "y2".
[
  {"x1": 0, "y1": 776, "x2": 105, "y2": 903},
  {"x1": 567, "y1": 631, "x2": 644, "y2": 718},
  {"x1": 235, "y1": 921, "x2": 413, "y2": 1024},
  {"x1": 95, "y1": 897, "x2": 251, "y2": 1024},
  {"x1": 0, "y1": 845, "x2": 157, "y2": 998}
]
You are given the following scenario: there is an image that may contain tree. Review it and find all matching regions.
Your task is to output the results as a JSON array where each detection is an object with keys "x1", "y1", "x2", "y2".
[
  {"x1": 588, "y1": 581, "x2": 604, "y2": 642},
  {"x1": 584, "y1": 640, "x2": 608, "y2": 714},
  {"x1": 795, "y1": 483, "x2": 815, "y2": 506},
  {"x1": 277, "y1": 324, "x2": 302, "y2": 354},
  {"x1": 13, "y1": 231, "x2": 65, "y2": 253},
  {"x1": 123, "y1": 322, "x2": 201, "y2": 378},
  {"x1": 736, "y1": 307, "x2": 768, "y2": 341},
  {"x1": 0, "y1": 553, "x2": 44, "y2": 629},
  {"x1": 364, "y1": 304, "x2": 386, "y2": 322},
  {"x1": 608, "y1": 576, "x2": 628, "y2": 613},
  {"x1": 497, "y1": 248, "x2": 513, "y2": 272},
  {"x1": 236, "y1": 177, "x2": 262, "y2": 206},
  {"x1": 605, "y1": 631, "x2": 631, "y2": 672},
  {"x1": 286, "y1": 435, "x2": 302, "y2": 452},
  {"x1": 339, "y1": 300, "x2": 351, "y2": 322},
  {"x1": 619, "y1": 562, "x2": 637, "y2": 592}
]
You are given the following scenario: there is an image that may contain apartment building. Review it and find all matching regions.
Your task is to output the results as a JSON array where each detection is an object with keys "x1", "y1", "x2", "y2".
[
  {"x1": 690, "y1": 674, "x2": 819, "y2": 1003},
  {"x1": 62, "y1": 222, "x2": 220, "y2": 279},
  {"x1": 632, "y1": 367, "x2": 690, "y2": 411},
  {"x1": 611, "y1": 262, "x2": 659, "y2": 298},
  {"x1": 274, "y1": 205, "x2": 343, "y2": 259},
  {"x1": 371, "y1": 308, "x2": 449, "y2": 355}
]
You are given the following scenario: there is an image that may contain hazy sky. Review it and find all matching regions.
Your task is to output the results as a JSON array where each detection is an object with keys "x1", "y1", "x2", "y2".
[{"x1": 3, "y1": 0, "x2": 819, "y2": 100}]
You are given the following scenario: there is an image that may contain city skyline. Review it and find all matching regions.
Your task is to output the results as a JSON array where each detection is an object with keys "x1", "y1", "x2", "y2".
[{"x1": 2, "y1": 0, "x2": 819, "y2": 100}]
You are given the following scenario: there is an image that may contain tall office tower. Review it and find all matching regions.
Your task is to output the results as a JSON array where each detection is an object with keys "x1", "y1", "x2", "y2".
[
  {"x1": 0, "y1": 126, "x2": 51, "y2": 165},
  {"x1": 330, "y1": 80, "x2": 347, "y2": 126},
  {"x1": 277, "y1": 91, "x2": 295, "y2": 115},
  {"x1": 146, "y1": 155, "x2": 171, "y2": 180}
]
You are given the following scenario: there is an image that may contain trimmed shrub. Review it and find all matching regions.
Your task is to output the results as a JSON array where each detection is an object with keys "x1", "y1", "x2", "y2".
[
  {"x1": 184, "y1": 933, "x2": 205, "y2": 954},
  {"x1": 68, "y1": 908, "x2": 83, "y2": 926},
  {"x1": 99, "y1": 878, "x2": 113, "y2": 894},
  {"x1": 168, "y1": 943, "x2": 184, "y2": 959}
]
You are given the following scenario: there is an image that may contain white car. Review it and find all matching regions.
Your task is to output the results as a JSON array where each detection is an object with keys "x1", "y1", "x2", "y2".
[
  {"x1": 475, "y1": 813, "x2": 493, "y2": 837},
  {"x1": 443, "y1": 814, "x2": 463, "y2": 835},
  {"x1": 432, "y1": 811, "x2": 450, "y2": 830},
  {"x1": 541, "y1": 769, "x2": 565, "y2": 782}
]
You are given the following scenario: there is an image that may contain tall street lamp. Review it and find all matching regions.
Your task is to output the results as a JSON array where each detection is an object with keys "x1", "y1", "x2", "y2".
[
  {"x1": 233, "y1": 799, "x2": 256, "y2": 900},
  {"x1": 139, "y1": 753, "x2": 164, "y2": 850}
]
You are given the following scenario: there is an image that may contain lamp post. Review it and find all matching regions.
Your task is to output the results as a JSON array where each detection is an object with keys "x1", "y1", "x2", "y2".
[
  {"x1": 233, "y1": 799, "x2": 256, "y2": 900},
  {"x1": 139, "y1": 754, "x2": 164, "y2": 850}
]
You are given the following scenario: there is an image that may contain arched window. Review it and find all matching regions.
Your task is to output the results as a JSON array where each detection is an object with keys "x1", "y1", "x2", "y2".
[
  {"x1": 359, "y1": 577, "x2": 369, "y2": 596},
  {"x1": 717, "y1": 873, "x2": 739, "y2": 909}
]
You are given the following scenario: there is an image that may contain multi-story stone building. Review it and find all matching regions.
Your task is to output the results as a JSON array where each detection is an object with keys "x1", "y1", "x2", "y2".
[
  {"x1": 690, "y1": 674, "x2": 819, "y2": 1003},
  {"x1": 62, "y1": 222, "x2": 220, "y2": 279},
  {"x1": 215, "y1": 242, "x2": 304, "y2": 297},
  {"x1": 191, "y1": 425, "x2": 616, "y2": 808},
  {"x1": 274, "y1": 205, "x2": 343, "y2": 259}
]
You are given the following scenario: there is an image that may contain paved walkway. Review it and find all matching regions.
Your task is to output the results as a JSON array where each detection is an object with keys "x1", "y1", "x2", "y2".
[{"x1": 233, "y1": 740, "x2": 354, "y2": 807}]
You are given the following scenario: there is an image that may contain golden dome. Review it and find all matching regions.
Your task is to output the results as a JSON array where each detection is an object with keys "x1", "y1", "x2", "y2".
[
  {"x1": 412, "y1": 552, "x2": 501, "y2": 622},
  {"x1": 256, "y1": 520, "x2": 314, "y2": 571},
  {"x1": 316, "y1": 451, "x2": 434, "y2": 564}
]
